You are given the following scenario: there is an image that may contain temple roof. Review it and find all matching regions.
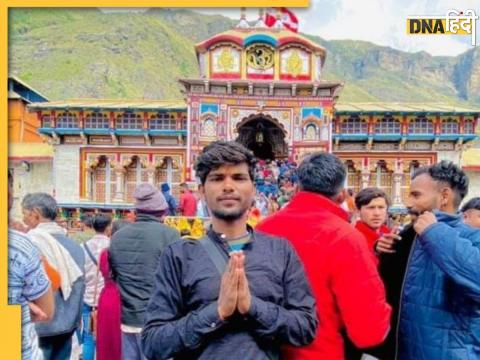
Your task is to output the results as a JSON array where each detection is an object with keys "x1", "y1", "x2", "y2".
[
  {"x1": 28, "y1": 99, "x2": 187, "y2": 111},
  {"x1": 336, "y1": 102, "x2": 480, "y2": 115},
  {"x1": 8, "y1": 76, "x2": 49, "y2": 103},
  {"x1": 195, "y1": 28, "x2": 326, "y2": 57}
]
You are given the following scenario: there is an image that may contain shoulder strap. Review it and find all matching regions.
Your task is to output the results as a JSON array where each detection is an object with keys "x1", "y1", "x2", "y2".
[
  {"x1": 83, "y1": 243, "x2": 98, "y2": 266},
  {"x1": 198, "y1": 236, "x2": 227, "y2": 275}
]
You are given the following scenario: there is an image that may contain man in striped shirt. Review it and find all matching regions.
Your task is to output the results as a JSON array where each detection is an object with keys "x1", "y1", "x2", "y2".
[{"x1": 8, "y1": 170, "x2": 54, "y2": 360}]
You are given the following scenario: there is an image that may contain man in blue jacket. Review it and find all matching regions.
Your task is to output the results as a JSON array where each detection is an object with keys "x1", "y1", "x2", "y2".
[{"x1": 398, "y1": 161, "x2": 480, "y2": 360}]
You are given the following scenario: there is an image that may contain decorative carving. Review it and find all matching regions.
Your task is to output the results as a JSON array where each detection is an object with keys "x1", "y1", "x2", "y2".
[
  {"x1": 218, "y1": 48, "x2": 235, "y2": 72},
  {"x1": 286, "y1": 50, "x2": 303, "y2": 77},
  {"x1": 246, "y1": 45, "x2": 274, "y2": 70}
]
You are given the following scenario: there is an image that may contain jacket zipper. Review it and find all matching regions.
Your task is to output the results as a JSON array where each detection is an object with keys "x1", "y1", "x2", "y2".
[{"x1": 394, "y1": 234, "x2": 418, "y2": 360}]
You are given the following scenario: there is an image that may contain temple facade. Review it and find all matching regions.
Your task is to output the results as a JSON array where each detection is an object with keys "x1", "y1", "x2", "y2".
[{"x1": 25, "y1": 21, "x2": 480, "y2": 217}]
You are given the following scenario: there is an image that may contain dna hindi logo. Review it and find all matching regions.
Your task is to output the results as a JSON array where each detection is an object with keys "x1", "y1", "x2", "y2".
[{"x1": 406, "y1": 9, "x2": 478, "y2": 46}]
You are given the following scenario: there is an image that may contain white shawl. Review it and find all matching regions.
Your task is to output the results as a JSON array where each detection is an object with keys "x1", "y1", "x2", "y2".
[{"x1": 28, "y1": 222, "x2": 83, "y2": 300}]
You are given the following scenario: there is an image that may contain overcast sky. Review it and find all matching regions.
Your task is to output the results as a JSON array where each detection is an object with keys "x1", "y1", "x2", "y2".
[{"x1": 195, "y1": 0, "x2": 480, "y2": 57}]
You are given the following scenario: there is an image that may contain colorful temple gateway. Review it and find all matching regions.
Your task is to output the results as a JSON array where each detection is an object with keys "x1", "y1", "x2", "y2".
[{"x1": 24, "y1": 20, "x2": 480, "y2": 217}]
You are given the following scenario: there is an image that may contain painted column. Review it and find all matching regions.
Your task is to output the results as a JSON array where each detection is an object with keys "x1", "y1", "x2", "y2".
[
  {"x1": 85, "y1": 167, "x2": 93, "y2": 200},
  {"x1": 146, "y1": 163, "x2": 156, "y2": 185},
  {"x1": 392, "y1": 159, "x2": 404, "y2": 206},
  {"x1": 113, "y1": 165, "x2": 126, "y2": 202},
  {"x1": 361, "y1": 157, "x2": 370, "y2": 189}
]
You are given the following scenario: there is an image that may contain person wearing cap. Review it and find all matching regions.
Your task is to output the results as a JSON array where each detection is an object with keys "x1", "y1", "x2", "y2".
[
  {"x1": 109, "y1": 183, "x2": 180, "y2": 360},
  {"x1": 160, "y1": 183, "x2": 177, "y2": 216}
]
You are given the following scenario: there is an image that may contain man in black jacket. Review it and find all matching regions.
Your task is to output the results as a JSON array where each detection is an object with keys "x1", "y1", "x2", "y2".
[
  {"x1": 367, "y1": 223, "x2": 416, "y2": 359},
  {"x1": 109, "y1": 183, "x2": 180, "y2": 360},
  {"x1": 141, "y1": 141, "x2": 317, "y2": 360}
]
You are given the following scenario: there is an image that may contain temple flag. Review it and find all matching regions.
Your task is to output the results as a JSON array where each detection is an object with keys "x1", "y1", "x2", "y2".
[{"x1": 264, "y1": 8, "x2": 299, "y2": 32}]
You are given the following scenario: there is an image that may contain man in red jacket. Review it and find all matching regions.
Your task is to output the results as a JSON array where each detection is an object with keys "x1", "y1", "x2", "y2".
[
  {"x1": 257, "y1": 152, "x2": 391, "y2": 360},
  {"x1": 354, "y1": 187, "x2": 400, "y2": 254},
  {"x1": 178, "y1": 182, "x2": 197, "y2": 217}
]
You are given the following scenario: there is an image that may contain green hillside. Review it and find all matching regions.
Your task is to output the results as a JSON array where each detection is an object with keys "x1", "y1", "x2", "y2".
[{"x1": 8, "y1": 8, "x2": 480, "y2": 106}]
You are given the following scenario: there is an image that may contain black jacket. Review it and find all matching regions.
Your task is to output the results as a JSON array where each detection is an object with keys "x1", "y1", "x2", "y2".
[
  {"x1": 141, "y1": 229, "x2": 317, "y2": 360},
  {"x1": 368, "y1": 224, "x2": 416, "y2": 360},
  {"x1": 109, "y1": 214, "x2": 180, "y2": 327}
]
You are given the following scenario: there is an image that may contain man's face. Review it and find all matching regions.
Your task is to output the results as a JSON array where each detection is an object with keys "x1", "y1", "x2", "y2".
[
  {"x1": 405, "y1": 173, "x2": 441, "y2": 218},
  {"x1": 200, "y1": 163, "x2": 254, "y2": 222},
  {"x1": 22, "y1": 208, "x2": 40, "y2": 230},
  {"x1": 359, "y1": 197, "x2": 388, "y2": 230},
  {"x1": 464, "y1": 209, "x2": 480, "y2": 228}
]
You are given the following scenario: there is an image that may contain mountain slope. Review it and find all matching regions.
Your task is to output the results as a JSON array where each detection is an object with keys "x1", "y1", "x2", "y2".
[{"x1": 8, "y1": 8, "x2": 480, "y2": 106}]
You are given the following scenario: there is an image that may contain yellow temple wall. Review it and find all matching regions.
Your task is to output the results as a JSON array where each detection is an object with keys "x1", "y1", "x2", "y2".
[{"x1": 10, "y1": 161, "x2": 54, "y2": 220}]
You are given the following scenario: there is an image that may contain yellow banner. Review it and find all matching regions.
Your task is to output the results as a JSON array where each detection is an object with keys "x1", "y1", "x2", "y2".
[{"x1": 407, "y1": 18, "x2": 472, "y2": 35}]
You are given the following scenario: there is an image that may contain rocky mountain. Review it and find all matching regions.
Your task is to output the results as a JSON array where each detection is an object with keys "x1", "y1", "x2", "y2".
[{"x1": 8, "y1": 8, "x2": 480, "y2": 106}]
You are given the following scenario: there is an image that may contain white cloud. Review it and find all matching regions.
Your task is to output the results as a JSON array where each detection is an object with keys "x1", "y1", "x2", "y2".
[{"x1": 195, "y1": 0, "x2": 480, "y2": 56}]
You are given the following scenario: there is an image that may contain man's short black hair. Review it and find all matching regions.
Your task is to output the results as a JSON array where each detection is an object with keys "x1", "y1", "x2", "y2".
[
  {"x1": 355, "y1": 187, "x2": 390, "y2": 210},
  {"x1": 461, "y1": 197, "x2": 480, "y2": 213},
  {"x1": 92, "y1": 213, "x2": 112, "y2": 233},
  {"x1": 297, "y1": 152, "x2": 346, "y2": 198},
  {"x1": 80, "y1": 213, "x2": 93, "y2": 228},
  {"x1": 195, "y1": 141, "x2": 256, "y2": 185},
  {"x1": 412, "y1": 160, "x2": 469, "y2": 207}
]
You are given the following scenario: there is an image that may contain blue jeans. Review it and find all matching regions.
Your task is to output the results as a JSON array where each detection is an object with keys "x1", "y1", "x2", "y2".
[
  {"x1": 82, "y1": 303, "x2": 96, "y2": 360},
  {"x1": 122, "y1": 332, "x2": 147, "y2": 360}
]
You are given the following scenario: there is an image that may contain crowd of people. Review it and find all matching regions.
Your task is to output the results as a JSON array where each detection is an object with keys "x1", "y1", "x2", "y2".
[{"x1": 8, "y1": 140, "x2": 480, "y2": 360}]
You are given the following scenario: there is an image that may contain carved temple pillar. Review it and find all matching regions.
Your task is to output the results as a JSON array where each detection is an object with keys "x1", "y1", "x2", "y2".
[
  {"x1": 146, "y1": 163, "x2": 157, "y2": 185},
  {"x1": 392, "y1": 173, "x2": 403, "y2": 206},
  {"x1": 361, "y1": 157, "x2": 370, "y2": 189},
  {"x1": 361, "y1": 171, "x2": 370, "y2": 189},
  {"x1": 392, "y1": 159, "x2": 404, "y2": 207},
  {"x1": 85, "y1": 167, "x2": 94, "y2": 200},
  {"x1": 113, "y1": 165, "x2": 126, "y2": 202}
]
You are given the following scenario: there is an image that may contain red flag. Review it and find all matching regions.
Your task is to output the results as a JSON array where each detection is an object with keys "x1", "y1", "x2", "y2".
[
  {"x1": 264, "y1": 7, "x2": 299, "y2": 32},
  {"x1": 280, "y1": 8, "x2": 299, "y2": 32},
  {"x1": 264, "y1": 8, "x2": 277, "y2": 27}
]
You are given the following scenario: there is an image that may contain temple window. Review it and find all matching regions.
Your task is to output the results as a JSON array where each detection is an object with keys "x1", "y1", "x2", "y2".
[
  {"x1": 375, "y1": 117, "x2": 401, "y2": 134},
  {"x1": 340, "y1": 116, "x2": 367, "y2": 134},
  {"x1": 464, "y1": 120, "x2": 475, "y2": 134},
  {"x1": 201, "y1": 118, "x2": 216, "y2": 137},
  {"x1": 401, "y1": 161, "x2": 419, "y2": 204},
  {"x1": 150, "y1": 113, "x2": 176, "y2": 130},
  {"x1": 155, "y1": 157, "x2": 182, "y2": 188},
  {"x1": 116, "y1": 113, "x2": 142, "y2": 129},
  {"x1": 345, "y1": 160, "x2": 360, "y2": 195},
  {"x1": 304, "y1": 123, "x2": 317, "y2": 140},
  {"x1": 409, "y1": 117, "x2": 433, "y2": 134},
  {"x1": 85, "y1": 113, "x2": 109, "y2": 129},
  {"x1": 181, "y1": 117, "x2": 187, "y2": 130},
  {"x1": 125, "y1": 157, "x2": 147, "y2": 203},
  {"x1": 369, "y1": 160, "x2": 392, "y2": 199},
  {"x1": 441, "y1": 119, "x2": 459, "y2": 134},
  {"x1": 92, "y1": 156, "x2": 115, "y2": 203},
  {"x1": 41, "y1": 115, "x2": 52, "y2": 128},
  {"x1": 57, "y1": 112, "x2": 79, "y2": 128}
]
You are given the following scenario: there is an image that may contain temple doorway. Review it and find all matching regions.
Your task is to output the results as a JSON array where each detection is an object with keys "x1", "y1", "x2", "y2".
[{"x1": 235, "y1": 115, "x2": 288, "y2": 160}]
